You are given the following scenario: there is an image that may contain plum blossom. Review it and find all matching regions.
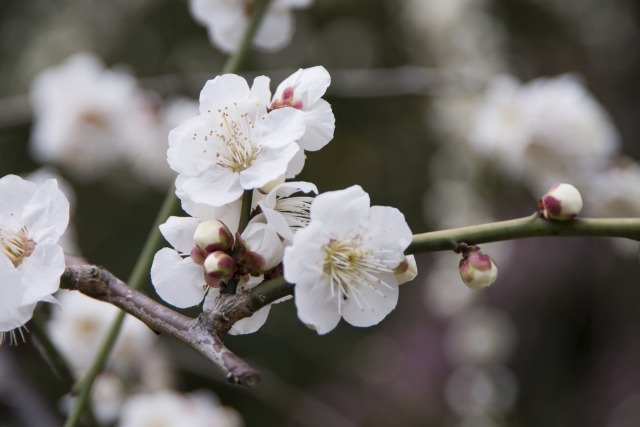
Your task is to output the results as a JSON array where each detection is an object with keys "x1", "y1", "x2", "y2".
[
  {"x1": 253, "y1": 66, "x2": 335, "y2": 177},
  {"x1": 283, "y1": 185, "x2": 414, "y2": 334},
  {"x1": 150, "y1": 214, "x2": 282, "y2": 335},
  {"x1": 29, "y1": 52, "x2": 140, "y2": 179},
  {"x1": 0, "y1": 175, "x2": 69, "y2": 344},
  {"x1": 189, "y1": 0, "x2": 314, "y2": 53},
  {"x1": 118, "y1": 389, "x2": 242, "y2": 427},
  {"x1": 469, "y1": 74, "x2": 620, "y2": 190},
  {"x1": 167, "y1": 74, "x2": 306, "y2": 207}
]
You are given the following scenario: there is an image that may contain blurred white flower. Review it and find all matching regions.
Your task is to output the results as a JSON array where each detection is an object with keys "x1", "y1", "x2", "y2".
[
  {"x1": 123, "y1": 97, "x2": 198, "y2": 189},
  {"x1": 47, "y1": 291, "x2": 157, "y2": 374},
  {"x1": 167, "y1": 74, "x2": 306, "y2": 208},
  {"x1": 283, "y1": 185, "x2": 413, "y2": 334},
  {"x1": 470, "y1": 74, "x2": 620, "y2": 190},
  {"x1": 587, "y1": 161, "x2": 640, "y2": 217},
  {"x1": 29, "y1": 52, "x2": 140, "y2": 179},
  {"x1": 118, "y1": 389, "x2": 242, "y2": 427},
  {"x1": 189, "y1": 0, "x2": 313, "y2": 53},
  {"x1": 0, "y1": 175, "x2": 69, "y2": 344}
]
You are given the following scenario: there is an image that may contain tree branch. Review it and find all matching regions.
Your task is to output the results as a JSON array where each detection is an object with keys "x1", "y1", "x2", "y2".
[
  {"x1": 60, "y1": 265, "x2": 261, "y2": 387},
  {"x1": 407, "y1": 215, "x2": 640, "y2": 253}
]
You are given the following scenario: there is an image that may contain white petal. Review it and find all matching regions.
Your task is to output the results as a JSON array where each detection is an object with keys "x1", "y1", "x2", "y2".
[
  {"x1": 294, "y1": 275, "x2": 342, "y2": 335},
  {"x1": 250, "y1": 76, "x2": 272, "y2": 105},
  {"x1": 276, "y1": 66, "x2": 331, "y2": 106},
  {"x1": 285, "y1": 148, "x2": 306, "y2": 178},
  {"x1": 260, "y1": 207, "x2": 294, "y2": 242},
  {"x1": 151, "y1": 248, "x2": 205, "y2": 308},
  {"x1": 260, "y1": 107, "x2": 306, "y2": 148},
  {"x1": 0, "y1": 259, "x2": 29, "y2": 331},
  {"x1": 239, "y1": 144, "x2": 299, "y2": 190},
  {"x1": 0, "y1": 175, "x2": 36, "y2": 224},
  {"x1": 18, "y1": 243, "x2": 65, "y2": 305},
  {"x1": 179, "y1": 169, "x2": 243, "y2": 207},
  {"x1": 364, "y1": 206, "x2": 413, "y2": 251},
  {"x1": 167, "y1": 116, "x2": 215, "y2": 175},
  {"x1": 310, "y1": 185, "x2": 369, "y2": 236},
  {"x1": 299, "y1": 99, "x2": 335, "y2": 151},
  {"x1": 341, "y1": 272, "x2": 399, "y2": 328},
  {"x1": 159, "y1": 216, "x2": 200, "y2": 254},
  {"x1": 21, "y1": 179, "x2": 70, "y2": 244},
  {"x1": 229, "y1": 305, "x2": 271, "y2": 335},
  {"x1": 199, "y1": 74, "x2": 251, "y2": 113}
]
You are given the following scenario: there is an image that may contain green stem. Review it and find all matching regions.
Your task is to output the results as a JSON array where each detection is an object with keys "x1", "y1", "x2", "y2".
[
  {"x1": 250, "y1": 277, "x2": 294, "y2": 310},
  {"x1": 238, "y1": 189, "x2": 254, "y2": 234},
  {"x1": 407, "y1": 215, "x2": 640, "y2": 254},
  {"x1": 63, "y1": 2, "x2": 274, "y2": 424}
]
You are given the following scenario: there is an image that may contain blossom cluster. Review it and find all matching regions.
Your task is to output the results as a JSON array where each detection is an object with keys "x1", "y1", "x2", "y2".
[
  {"x1": 30, "y1": 52, "x2": 197, "y2": 187},
  {"x1": 152, "y1": 67, "x2": 417, "y2": 334}
]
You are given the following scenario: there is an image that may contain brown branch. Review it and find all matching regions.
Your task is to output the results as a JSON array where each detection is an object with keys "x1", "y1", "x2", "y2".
[{"x1": 60, "y1": 265, "x2": 262, "y2": 387}]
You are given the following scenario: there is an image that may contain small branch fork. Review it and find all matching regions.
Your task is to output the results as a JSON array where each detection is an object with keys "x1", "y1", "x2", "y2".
[{"x1": 60, "y1": 265, "x2": 264, "y2": 387}]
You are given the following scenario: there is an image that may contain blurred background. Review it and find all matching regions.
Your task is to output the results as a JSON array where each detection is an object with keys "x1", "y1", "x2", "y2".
[{"x1": 1, "y1": 0, "x2": 640, "y2": 426}]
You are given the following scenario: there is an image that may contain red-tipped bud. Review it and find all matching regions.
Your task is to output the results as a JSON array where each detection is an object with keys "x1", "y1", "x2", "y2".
[
  {"x1": 203, "y1": 251, "x2": 235, "y2": 284},
  {"x1": 538, "y1": 183, "x2": 583, "y2": 221},
  {"x1": 459, "y1": 246, "x2": 498, "y2": 290},
  {"x1": 194, "y1": 219, "x2": 233, "y2": 253}
]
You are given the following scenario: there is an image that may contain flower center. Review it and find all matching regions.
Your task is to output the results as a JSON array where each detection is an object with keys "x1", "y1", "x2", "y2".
[
  {"x1": 270, "y1": 87, "x2": 304, "y2": 110},
  {"x1": 275, "y1": 196, "x2": 313, "y2": 229},
  {"x1": 323, "y1": 238, "x2": 395, "y2": 309},
  {"x1": 213, "y1": 106, "x2": 262, "y2": 172},
  {"x1": 0, "y1": 225, "x2": 34, "y2": 267}
]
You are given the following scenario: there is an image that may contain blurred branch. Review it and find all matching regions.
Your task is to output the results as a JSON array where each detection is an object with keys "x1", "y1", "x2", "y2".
[{"x1": 60, "y1": 264, "x2": 262, "y2": 386}]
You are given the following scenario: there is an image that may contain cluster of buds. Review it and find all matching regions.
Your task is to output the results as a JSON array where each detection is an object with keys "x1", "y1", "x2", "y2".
[
  {"x1": 190, "y1": 220, "x2": 235, "y2": 287},
  {"x1": 458, "y1": 244, "x2": 498, "y2": 290}
]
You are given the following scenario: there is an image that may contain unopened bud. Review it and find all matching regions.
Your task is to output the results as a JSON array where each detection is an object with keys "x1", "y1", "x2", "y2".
[
  {"x1": 538, "y1": 183, "x2": 583, "y2": 221},
  {"x1": 394, "y1": 255, "x2": 418, "y2": 285},
  {"x1": 459, "y1": 246, "x2": 498, "y2": 290},
  {"x1": 204, "y1": 251, "x2": 235, "y2": 284},
  {"x1": 194, "y1": 219, "x2": 233, "y2": 253}
]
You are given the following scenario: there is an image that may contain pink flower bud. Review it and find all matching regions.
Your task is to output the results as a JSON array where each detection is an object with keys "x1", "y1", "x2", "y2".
[
  {"x1": 459, "y1": 246, "x2": 498, "y2": 290},
  {"x1": 203, "y1": 251, "x2": 235, "y2": 284},
  {"x1": 193, "y1": 219, "x2": 234, "y2": 253},
  {"x1": 538, "y1": 183, "x2": 583, "y2": 221}
]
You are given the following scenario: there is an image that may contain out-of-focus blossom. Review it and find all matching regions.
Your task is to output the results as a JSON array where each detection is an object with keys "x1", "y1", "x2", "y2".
[
  {"x1": 117, "y1": 389, "x2": 242, "y2": 427},
  {"x1": 189, "y1": 0, "x2": 313, "y2": 53},
  {"x1": 167, "y1": 74, "x2": 305, "y2": 208},
  {"x1": 470, "y1": 74, "x2": 620, "y2": 190},
  {"x1": 47, "y1": 291, "x2": 156, "y2": 374},
  {"x1": 0, "y1": 175, "x2": 69, "y2": 344},
  {"x1": 283, "y1": 185, "x2": 413, "y2": 334},
  {"x1": 29, "y1": 52, "x2": 139, "y2": 179},
  {"x1": 587, "y1": 161, "x2": 640, "y2": 217}
]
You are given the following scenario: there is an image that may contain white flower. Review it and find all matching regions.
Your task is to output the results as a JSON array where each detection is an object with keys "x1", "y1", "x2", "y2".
[
  {"x1": 283, "y1": 185, "x2": 413, "y2": 334},
  {"x1": 538, "y1": 183, "x2": 583, "y2": 221},
  {"x1": 0, "y1": 175, "x2": 69, "y2": 343},
  {"x1": 253, "y1": 66, "x2": 335, "y2": 177},
  {"x1": 47, "y1": 291, "x2": 157, "y2": 374},
  {"x1": 239, "y1": 221, "x2": 285, "y2": 271},
  {"x1": 29, "y1": 52, "x2": 141, "y2": 179},
  {"x1": 118, "y1": 390, "x2": 242, "y2": 427},
  {"x1": 188, "y1": 0, "x2": 313, "y2": 53},
  {"x1": 470, "y1": 74, "x2": 620, "y2": 189},
  {"x1": 167, "y1": 74, "x2": 306, "y2": 207},
  {"x1": 257, "y1": 181, "x2": 317, "y2": 243}
]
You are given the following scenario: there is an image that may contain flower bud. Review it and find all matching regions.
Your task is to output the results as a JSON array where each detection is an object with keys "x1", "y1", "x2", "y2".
[
  {"x1": 203, "y1": 251, "x2": 235, "y2": 284},
  {"x1": 538, "y1": 183, "x2": 583, "y2": 221},
  {"x1": 193, "y1": 219, "x2": 233, "y2": 253},
  {"x1": 394, "y1": 255, "x2": 418, "y2": 285},
  {"x1": 459, "y1": 246, "x2": 498, "y2": 290}
]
